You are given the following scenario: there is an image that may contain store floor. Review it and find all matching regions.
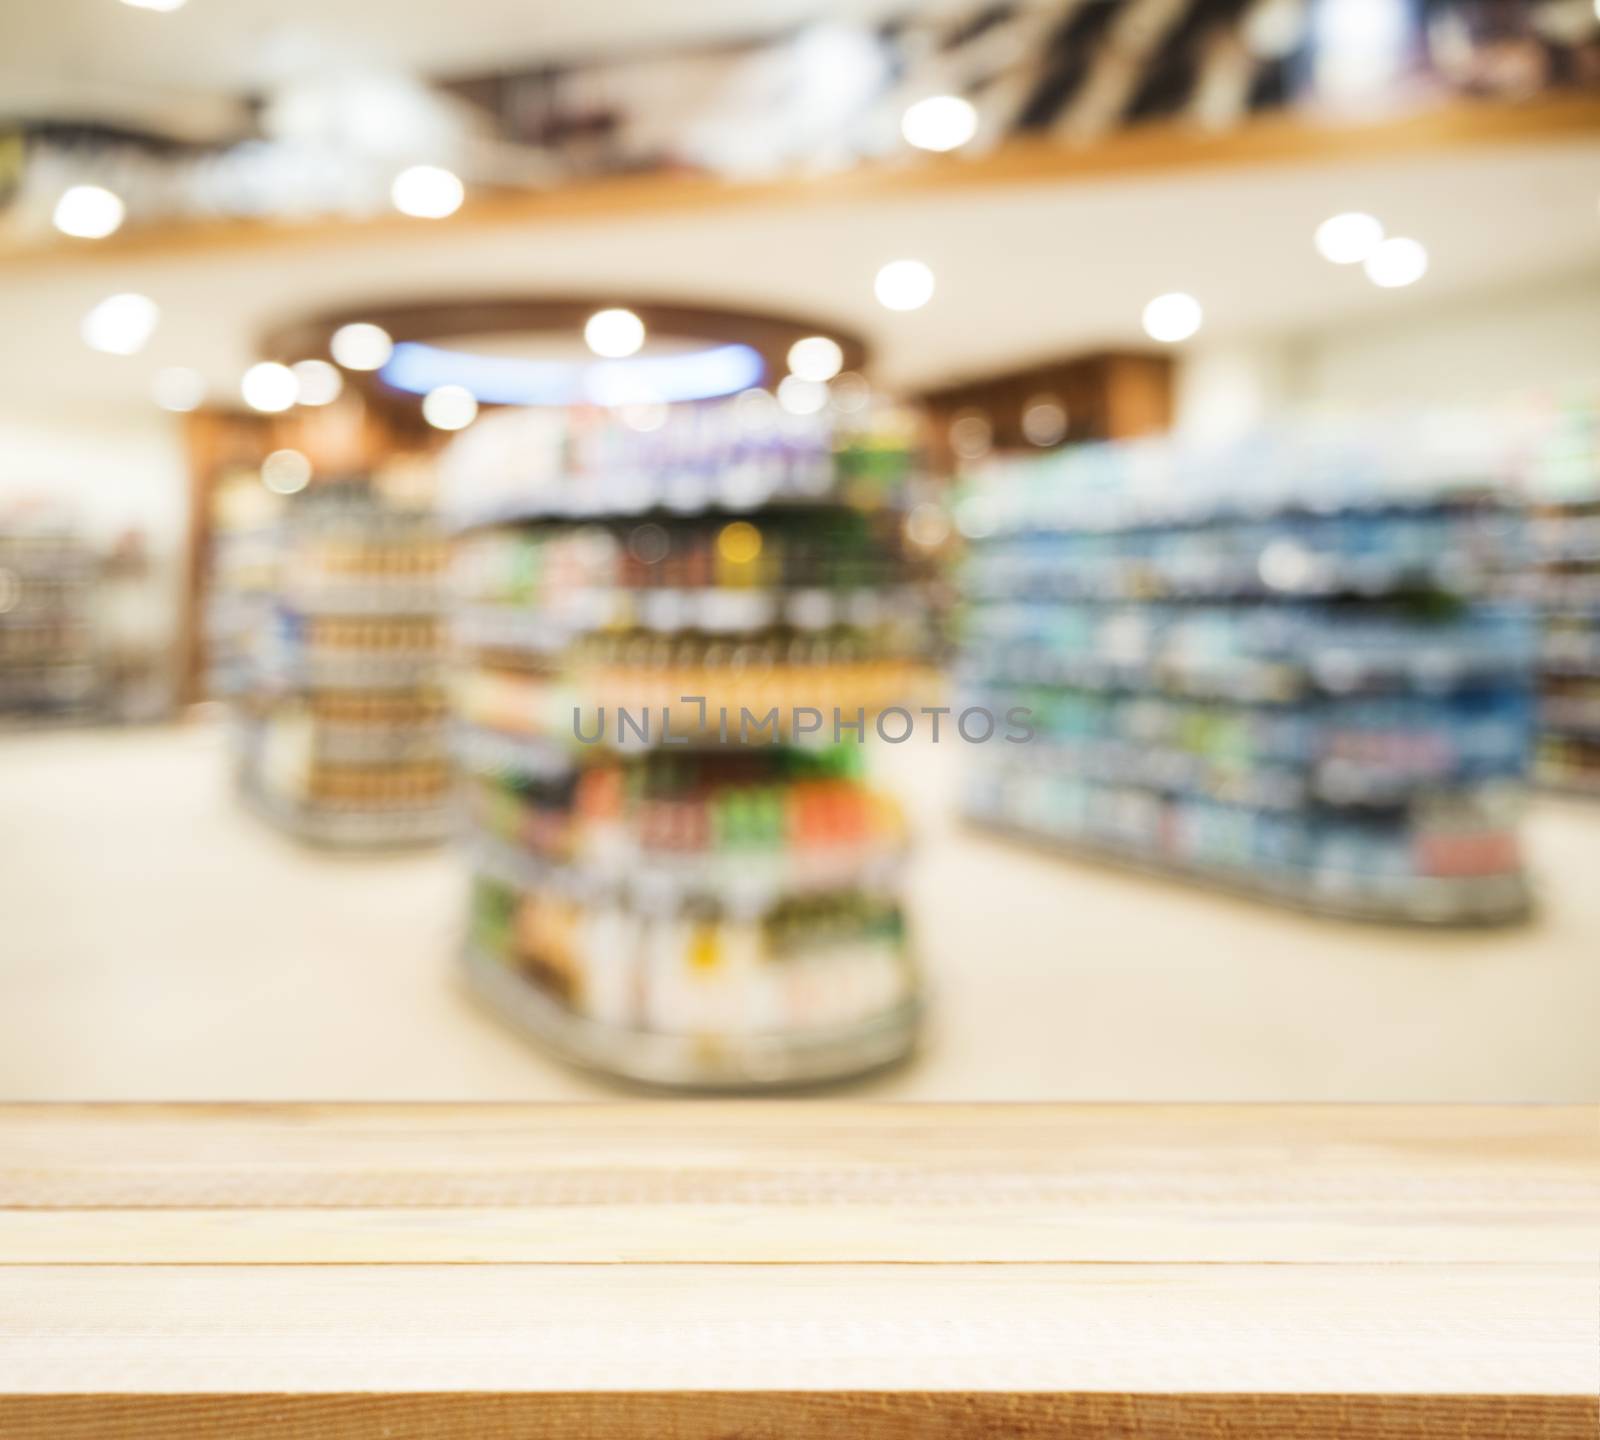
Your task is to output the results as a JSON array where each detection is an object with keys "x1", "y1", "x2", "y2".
[{"x1": 1, "y1": 720, "x2": 1596, "y2": 1101}]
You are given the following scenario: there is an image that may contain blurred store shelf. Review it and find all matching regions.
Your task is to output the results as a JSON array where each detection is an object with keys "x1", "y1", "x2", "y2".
[{"x1": 0, "y1": 716, "x2": 1596, "y2": 1101}]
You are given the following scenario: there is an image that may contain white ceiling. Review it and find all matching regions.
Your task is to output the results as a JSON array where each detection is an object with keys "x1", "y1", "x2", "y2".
[
  {"x1": 2, "y1": 136, "x2": 1597, "y2": 420},
  {"x1": 0, "y1": 0, "x2": 906, "y2": 127}
]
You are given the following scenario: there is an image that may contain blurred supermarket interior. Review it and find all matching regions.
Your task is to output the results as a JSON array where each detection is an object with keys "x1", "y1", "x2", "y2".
[{"x1": 1, "y1": 0, "x2": 1598, "y2": 1100}]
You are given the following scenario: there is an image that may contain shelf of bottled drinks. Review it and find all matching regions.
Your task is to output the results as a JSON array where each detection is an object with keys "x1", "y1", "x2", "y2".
[
  {"x1": 440, "y1": 398, "x2": 933, "y2": 1088},
  {"x1": 952, "y1": 418, "x2": 1537, "y2": 925}
]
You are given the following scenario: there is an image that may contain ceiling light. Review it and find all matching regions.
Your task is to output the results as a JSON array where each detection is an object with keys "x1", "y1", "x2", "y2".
[
  {"x1": 1141, "y1": 292, "x2": 1203, "y2": 343},
  {"x1": 1313, "y1": 0, "x2": 1409, "y2": 101},
  {"x1": 901, "y1": 95, "x2": 978, "y2": 153},
  {"x1": 584, "y1": 308, "x2": 646, "y2": 359},
  {"x1": 330, "y1": 323, "x2": 393, "y2": 371},
  {"x1": 777, "y1": 374, "x2": 827, "y2": 416},
  {"x1": 291, "y1": 359, "x2": 343, "y2": 406},
  {"x1": 1314, "y1": 211, "x2": 1384, "y2": 264},
  {"x1": 786, "y1": 336, "x2": 844, "y2": 383},
  {"x1": 1364, "y1": 236, "x2": 1428, "y2": 288},
  {"x1": 120, "y1": 0, "x2": 186, "y2": 10},
  {"x1": 81, "y1": 293, "x2": 158, "y2": 355},
  {"x1": 241, "y1": 362, "x2": 297, "y2": 413},
  {"x1": 382, "y1": 340, "x2": 761, "y2": 406},
  {"x1": 422, "y1": 384, "x2": 478, "y2": 431},
  {"x1": 261, "y1": 450, "x2": 312, "y2": 495},
  {"x1": 391, "y1": 165, "x2": 464, "y2": 220},
  {"x1": 52, "y1": 185, "x2": 125, "y2": 239},
  {"x1": 874, "y1": 259, "x2": 935, "y2": 312},
  {"x1": 152, "y1": 366, "x2": 205, "y2": 413}
]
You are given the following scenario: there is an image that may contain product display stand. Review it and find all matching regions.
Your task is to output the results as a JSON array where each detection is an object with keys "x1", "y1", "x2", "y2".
[
  {"x1": 221, "y1": 482, "x2": 452, "y2": 849},
  {"x1": 442, "y1": 401, "x2": 926, "y2": 1089},
  {"x1": 1526, "y1": 395, "x2": 1600, "y2": 797},
  {"x1": 0, "y1": 519, "x2": 99, "y2": 725},
  {"x1": 955, "y1": 421, "x2": 1535, "y2": 924}
]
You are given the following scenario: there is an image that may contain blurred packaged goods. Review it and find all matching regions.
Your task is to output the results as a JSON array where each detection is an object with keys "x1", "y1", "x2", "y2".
[
  {"x1": 436, "y1": 397, "x2": 915, "y2": 527},
  {"x1": 214, "y1": 476, "x2": 453, "y2": 849},
  {"x1": 954, "y1": 419, "x2": 1536, "y2": 924},
  {"x1": 1524, "y1": 390, "x2": 1600, "y2": 797},
  {"x1": 445, "y1": 398, "x2": 929, "y2": 1088},
  {"x1": 0, "y1": 503, "x2": 173, "y2": 726},
  {"x1": 0, "y1": 515, "x2": 98, "y2": 723}
]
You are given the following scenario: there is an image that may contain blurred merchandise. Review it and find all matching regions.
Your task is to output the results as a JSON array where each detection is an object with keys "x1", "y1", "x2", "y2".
[
  {"x1": 1525, "y1": 389, "x2": 1600, "y2": 797},
  {"x1": 437, "y1": 397, "x2": 915, "y2": 527},
  {"x1": 0, "y1": 511, "x2": 99, "y2": 722},
  {"x1": 448, "y1": 398, "x2": 926, "y2": 1089},
  {"x1": 0, "y1": 503, "x2": 175, "y2": 726},
  {"x1": 220, "y1": 479, "x2": 453, "y2": 849},
  {"x1": 955, "y1": 421, "x2": 1536, "y2": 924},
  {"x1": 205, "y1": 470, "x2": 281, "y2": 702},
  {"x1": 3, "y1": 0, "x2": 1600, "y2": 1115}
]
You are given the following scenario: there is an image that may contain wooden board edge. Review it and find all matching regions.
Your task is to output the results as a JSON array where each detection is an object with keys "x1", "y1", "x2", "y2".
[{"x1": 0, "y1": 1391, "x2": 1594, "y2": 1440}]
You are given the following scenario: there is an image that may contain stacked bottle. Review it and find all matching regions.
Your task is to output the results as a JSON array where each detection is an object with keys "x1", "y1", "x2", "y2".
[
  {"x1": 442, "y1": 399, "x2": 925, "y2": 1088},
  {"x1": 0, "y1": 517, "x2": 97, "y2": 722},
  {"x1": 1524, "y1": 394, "x2": 1600, "y2": 797},
  {"x1": 227, "y1": 482, "x2": 452, "y2": 847},
  {"x1": 954, "y1": 420, "x2": 1535, "y2": 924}
]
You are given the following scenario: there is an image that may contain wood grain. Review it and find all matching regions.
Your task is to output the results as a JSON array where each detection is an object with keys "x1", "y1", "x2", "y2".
[
  {"x1": 2, "y1": 1392, "x2": 1592, "y2": 1440},
  {"x1": 0, "y1": 1261, "x2": 1592, "y2": 1393},
  {"x1": 1, "y1": 1198, "x2": 1586, "y2": 1263},
  {"x1": 3, "y1": 1102, "x2": 1593, "y2": 1204},
  {"x1": 0, "y1": 1104, "x2": 1594, "y2": 1264},
  {"x1": 0, "y1": 1104, "x2": 1593, "y2": 1437}
]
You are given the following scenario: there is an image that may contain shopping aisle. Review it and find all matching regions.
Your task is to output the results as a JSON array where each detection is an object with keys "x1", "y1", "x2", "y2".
[
  {"x1": 0, "y1": 720, "x2": 584, "y2": 1100},
  {"x1": 877, "y1": 740, "x2": 1600, "y2": 1102},
  {"x1": 1, "y1": 720, "x2": 1596, "y2": 1100}
]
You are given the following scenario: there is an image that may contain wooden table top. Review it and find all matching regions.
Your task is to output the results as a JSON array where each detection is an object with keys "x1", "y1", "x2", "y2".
[{"x1": 0, "y1": 1103, "x2": 1594, "y2": 1438}]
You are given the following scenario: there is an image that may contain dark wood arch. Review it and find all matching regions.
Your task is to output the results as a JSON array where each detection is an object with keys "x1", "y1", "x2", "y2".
[{"x1": 261, "y1": 297, "x2": 871, "y2": 410}]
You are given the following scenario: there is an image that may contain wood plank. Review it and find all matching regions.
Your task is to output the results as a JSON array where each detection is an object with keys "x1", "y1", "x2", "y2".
[
  {"x1": 0, "y1": 1263, "x2": 1592, "y2": 1396},
  {"x1": 6, "y1": 97, "x2": 1599, "y2": 274},
  {"x1": 3, "y1": 1105, "x2": 1590, "y2": 1263},
  {"x1": 3, "y1": 1103, "x2": 1593, "y2": 1208},
  {"x1": 1, "y1": 1197, "x2": 1588, "y2": 1263},
  {"x1": 1, "y1": 1104, "x2": 1593, "y2": 1436},
  {"x1": 0, "y1": 1391, "x2": 1593, "y2": 1440}
]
